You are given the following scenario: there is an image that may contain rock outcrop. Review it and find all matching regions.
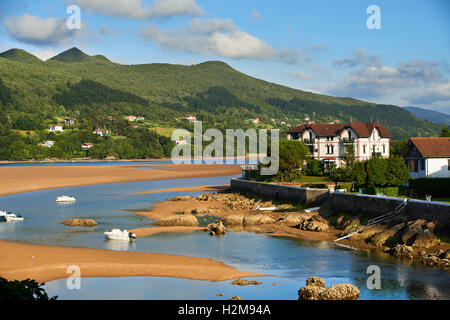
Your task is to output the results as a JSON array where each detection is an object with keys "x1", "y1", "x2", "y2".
[
  {"x1": 59, "y1": 219, "x2": 98, "y2": 227},
  {"x1": 230, "y1": 279, "x2": 262, "y2": 286},
  {"x1": 296, "y1": 215, "x2": 329, "y2": 232},
  {"x1": 154, "y1": 214, "x2": 198, "y2": 226},
  {"x1": 208, "y1": 221, "x2": 227, "y2": 236},
  {"x1": 298, "y1": 276, "x2": 360, "y2": 300}
]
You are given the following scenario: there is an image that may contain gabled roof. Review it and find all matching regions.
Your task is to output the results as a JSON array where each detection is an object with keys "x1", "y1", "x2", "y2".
[
  {"x1": 287, "y1": 122, "x2": 392, "y2": 138},
  {"x1": 402, "y1": 137, "x2": 450, "y2": 158}
]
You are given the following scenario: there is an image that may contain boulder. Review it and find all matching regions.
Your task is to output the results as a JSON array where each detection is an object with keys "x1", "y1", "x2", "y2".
[
  {"x1": 208, "y1": 221, "x2": 227, "y2": 236},
  {"x1": 229, "y1": 296, "x2": 243, "y2": 300},
  {"x1": 59, "y1": 219, "x2": 98, "y2": 227},
  {"x1": 230, "y1": 279, "x2": 262, "y2": 286},
  {"x1": 297, "y1": 215, "x2": 329, "y2": 232},
  {"x1": 318, "y1": 284, "x2": 360, "y2": 300},
  {"x1": 167, "y1": 195, "x2": 195, "y2": 201},
  {"x1": 305, "y1": 276, "x2": 325, "y2": 288},
  {"x1": 388, "y1": 244, "x2": 414, "y2": 259},
  {"x1": 298, "y1": 286, "x2": 325, "y2": 300},
  {"x1": 243, "y1": 214, "x2": 275, "y2": 225},
  {"x1": 154, "y1": 214, "x2": 198, "y2": 226},
  {"x1": 277, "y1": 213, "x2": 310, "y2": 225},
  {"x1": 221, "y1": 214, "x2": 245, "y2": 226}
]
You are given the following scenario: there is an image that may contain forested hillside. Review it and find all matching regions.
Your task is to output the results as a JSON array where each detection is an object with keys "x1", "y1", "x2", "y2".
[{"x1": 0, "y1": 47, "x2": 442, "y2": 160}]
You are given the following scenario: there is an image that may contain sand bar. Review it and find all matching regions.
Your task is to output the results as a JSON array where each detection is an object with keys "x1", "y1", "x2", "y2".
[
  {"x1": 0, "y1": 164, "x2": 240, "y2": 197},
  {"x1": 0, "y1": 240, "x2": 266, "y2": 283},
  {"x1": 126, "y1": 185, "x2": 229, "y2": 195}
]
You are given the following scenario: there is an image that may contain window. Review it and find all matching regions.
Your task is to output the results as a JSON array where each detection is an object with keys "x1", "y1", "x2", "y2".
[
  {"x1": 326, "y1": 145, "x2": 334, "y2": 154},
  {"x1": 420, "y1": 159, "x2": 425, "y2": 171},
  {"x1": 383, "y1": 145, "x2": 386, "y2": 153},
  {"x1": 363, "y1": 145, "x2": 366, "y2": 154},
  {"x1": 448, "y1": 159, "x2": 450, "y2": 171},
  {"x1": 410, "y1": 159, "x2": 418, "y2": 172},
  {"x1": 326, "y1": 136, "x2": 333, "y2": 141}
]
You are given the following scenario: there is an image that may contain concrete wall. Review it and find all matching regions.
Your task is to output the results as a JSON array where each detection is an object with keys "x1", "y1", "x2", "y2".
[
  {"x1": 230, "y1": 179, "x2": 450, "y2": 225},
  {"x1": 330, "y1": 192, "x2": 450, "y2": 225},
  {"x1": 230, "y1": 178, "x2": 330, "y2": 205}
]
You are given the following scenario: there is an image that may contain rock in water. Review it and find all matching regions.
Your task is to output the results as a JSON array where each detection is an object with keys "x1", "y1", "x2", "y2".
[
  {"x1": 298, "y1": 276, "x2": 359, "y2": 300},
  {"x1": 208, "y1": 220, "x2": 227, "y2": 236},
  {"x1": 298, "y1": 286, "x2": 325, "y2": 300},
  {"x1": 229, "y1": 296, "x2": 243, "y2": 300},
  {"x1": 230, "y1": 279, "x2": 262, "y2": 286},
  {"x1": 59, "y1": 219, "x2": 98, "y2": 227},
  {"x1": 305, "y1": 276, "x2": 325, "y2": 288},
  {"x1": 154, "y1": 214, "x2": 198, "y2": 226},
  {"x1": 318, "y1": 284, "x2": 360, "y2": 300}
]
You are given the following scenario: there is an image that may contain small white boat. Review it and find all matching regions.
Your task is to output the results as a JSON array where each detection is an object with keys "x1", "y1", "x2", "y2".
[
  {"x1": 255, "y1": 205, "x2": 279, "y2": 211},
  {"x1": 104, "y1": 228, "x2": 136, "y2": 241},
  {"x1": 56, "y1": 195, "x2": 76, "y2": 203},
  {"x1": 0, "y1": 210, "x2": 24, "y2": 222}
]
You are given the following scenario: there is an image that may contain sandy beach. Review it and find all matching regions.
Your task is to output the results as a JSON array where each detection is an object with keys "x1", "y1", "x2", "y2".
[
  {"x1": 0, "y1": 164, "x2": 240, "y2": 196},
  {"x1": 0, "y1": 240, "x2": 266, "y2": 283}
]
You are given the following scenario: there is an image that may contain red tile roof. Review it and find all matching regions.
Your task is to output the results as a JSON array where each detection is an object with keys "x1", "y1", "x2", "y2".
[
  {"x1": 406, "y1": 137, "x2": 450, "y2": 158},
  {"x1": 287, "y1": 122, "x2": 391, "y2": 138}
]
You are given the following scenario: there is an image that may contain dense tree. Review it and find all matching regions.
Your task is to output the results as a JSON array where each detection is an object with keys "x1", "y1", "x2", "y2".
[
  {"x1": 385, "y1": 156, "x2": 410, "y2": 187},
  {"x1": 440, "y1": 126, "x2": 450, "y2": 137},
  {"x1": 390, "y1": 139, "x2": 408, "y2": 157},
  {"x1": 0, "y1": 277, "x2": 57, "y2": 300},
  {"x1": 276, "y1": 139, "x2": 309, "y2": 181},
  {"x1": 309, "y1": 159, "x2": 323, "y2": 176},
  {"x1": 366, "y1": 157, "x2": 388, "y2": 186}
]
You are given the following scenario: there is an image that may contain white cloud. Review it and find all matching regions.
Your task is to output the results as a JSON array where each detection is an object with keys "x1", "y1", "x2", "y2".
[
  {"x1": 73, "y1": 0, "x2": 204, "y2": 19},
  {"x1": 326, "y1": 57, "x2": 449, "y2": 111},
  {"x1": 141, "y1": 18, "x2": 304, "y2": 64},
  {"x1": 3, "y1": 14, "x2": 77, "y2": 46},
  {"x1": 31, "y1": 49, "x2": 58, "y2": 61},
  {"x1": 333, "y1": 49, "x2": 380, "y2": 68}
]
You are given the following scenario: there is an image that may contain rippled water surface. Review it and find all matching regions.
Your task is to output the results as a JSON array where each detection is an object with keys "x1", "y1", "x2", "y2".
[{"x1": 0, "y1": 174, "x2": 448, "y2": 300}]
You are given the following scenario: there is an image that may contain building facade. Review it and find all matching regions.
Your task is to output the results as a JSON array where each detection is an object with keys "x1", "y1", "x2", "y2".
[
  {"x1": 401, "y1": 137, "x2": 450, "y2": 178},
  {"x1": 286, "y1": 122, "x2": 391, "y2": 167}
]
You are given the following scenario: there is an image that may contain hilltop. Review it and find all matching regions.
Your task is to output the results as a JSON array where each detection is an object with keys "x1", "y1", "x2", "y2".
[
  {"x1": 0, "y1": 47, "x2": 442, "y2": 140},
  {"x1": 404, "y1": 106, "x2": 450, "y2": 125}
]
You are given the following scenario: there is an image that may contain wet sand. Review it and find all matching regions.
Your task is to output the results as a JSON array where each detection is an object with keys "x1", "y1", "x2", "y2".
[
  {"x1": 131, "y1": 226, "x2": 206, "y2": 238},
  {"x1": 0, "y1": 240, "x2": 266, "y2": 283},
  {"x1": 0, "y1": 164, "x2": 240, "y2": 196}
]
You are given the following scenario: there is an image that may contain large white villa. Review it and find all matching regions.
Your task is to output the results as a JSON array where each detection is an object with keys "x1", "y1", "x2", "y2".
[
  {"x1": 401, "y1": 137, "x2": 450, "y2": 178},
  {"x1": 286, "y1": 122, "x2": 392, "y2": 167}
]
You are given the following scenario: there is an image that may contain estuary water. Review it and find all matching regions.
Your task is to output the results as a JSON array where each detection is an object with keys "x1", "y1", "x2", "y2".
[{"x1": 0, "y1": 174, "x2": 448, "y2": 300}]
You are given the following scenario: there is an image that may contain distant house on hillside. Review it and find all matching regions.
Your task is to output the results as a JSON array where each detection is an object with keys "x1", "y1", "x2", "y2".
[
  {"x1": 175, "y1": 138, "x2": 187, "y2": 145},
  {"x1": 64, "y1": 118, "x2": 75, "y2": 125},
  {"x1": 136, "y1": 116, "x2": 145, "y2": 121},
  {"x1": 43, "y1": 140, "x2": 54, "y2": 148},
  {"x1": 183, "y1": 115, "x2": 197, "y2": 123},
  {"x1": 93, "y1": 128, "x2": 109, "y2": 137},
  {"x1": 401, "y1": 137, "x2": 450, "y2": 178},
  {"x1": 81, "y1": 142, "x2": 94, "y2": 150},
  {"x1": 49, "y1": 125, "x2": 63, "y2": 133},
  {"x1": 287, "y1": 122, "x2": 392, "y2": 168},
  {"x1": 125, "y1": 116, "x2": 137, "y2": 122}
]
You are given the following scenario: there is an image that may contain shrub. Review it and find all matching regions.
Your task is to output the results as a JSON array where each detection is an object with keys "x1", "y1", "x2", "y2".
[
  {"x1": 409, "y1": 178, "x2": 450, "y2": 197},
  {"x1": 0, "y1": 277, "x2": 57, "y2": 300}
]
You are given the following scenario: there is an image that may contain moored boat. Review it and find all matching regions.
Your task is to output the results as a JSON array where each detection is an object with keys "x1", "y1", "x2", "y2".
[
  {"x1": 104, "y1": 228, "x2": 136, "y2": 241},
  {"x1": 0, "y1": 210, "x2": 24, "y2": 222},
  {"x1": 56, "y1": 195, "x2": 76, "y2": 203}
]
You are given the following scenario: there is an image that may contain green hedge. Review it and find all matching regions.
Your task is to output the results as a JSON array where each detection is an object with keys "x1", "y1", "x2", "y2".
[{"x1": 409, "y1": 178, "x2": 450, "y2": 197}]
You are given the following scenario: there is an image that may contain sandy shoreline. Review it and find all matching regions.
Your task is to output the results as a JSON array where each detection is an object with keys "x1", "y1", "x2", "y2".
[
  {"x1": 126, "y1": 185, "x2": 228, "y2": 195},
  {"x1": 0, "y1": 164, "x2": 240, "y2": 197},
  {"x1": 0, "y1": 240, "x2": 266, "y2": 283}
]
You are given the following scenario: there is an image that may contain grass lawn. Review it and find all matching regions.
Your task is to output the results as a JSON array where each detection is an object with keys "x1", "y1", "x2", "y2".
[{"x1": 294, "y1": 175, "x2": 331, "y2": 183}]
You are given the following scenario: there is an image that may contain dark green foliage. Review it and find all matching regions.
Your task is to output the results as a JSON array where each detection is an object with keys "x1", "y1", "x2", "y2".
[
  {"x1": 366, "y1": 157, "x2": 388, "y2": 186},
  {"x1": 277, "y1": 139, "x2": 309, "y2": 181},
  {"x1": 0, "y1": 78, "x2": 13, "y2": 106},
  {"x1": 409, "y1": 178, "x2": 450, "y2": 197},
  {"x1": 309, "y1": 159, "x2": 323, "y2": 176},
  {"x1": 385, "y1": 156, "x2": 410, "y2": 187},
  {"x1": 390, "y1": 139, "x2": 408, "y2": 157},
  {"x1": 49, "y1": 47, "x2": 91, "y2": 63},
  {"x1": 440, "y1": 126, "x2": 450, "y2": 137},
  {"x1": 0, "y1": 49, "x2": 42, "y2": 64},
  {"x1": 0, "y1": 277, "x2": 57, "y2": 300},
  {"x1": 351, "y1": 161, "x2": 367, "y2": 186},
  {"x1": 352, "y1": 157, "x2": 409, "y2": 188},
  {"x1": 53, "y1": 79, "x2": 148, "y2": 109}
]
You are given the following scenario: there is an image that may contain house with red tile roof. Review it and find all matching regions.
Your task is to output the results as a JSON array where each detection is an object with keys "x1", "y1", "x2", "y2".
[
  {"x1": 401, "y1": 137, "x2": 450, "y2": 178},
  {"x1": 286, "y1": 122, "x2": 392, "y2": 167}
]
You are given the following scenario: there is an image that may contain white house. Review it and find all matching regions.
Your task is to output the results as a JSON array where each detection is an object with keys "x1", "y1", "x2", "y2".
[
  {"x1": 183, "y1": 115, "x2": 197, "y2": 123},
  {"x1": 401, "y1": 137, "x2": 450, "y2": 178},
  {"x1": 43, "y1": 140, "x2": 54, "y2": 148},
  {"x1": 286, "y1": 122, "x2": 392, "y2": 167},
  {"x1": 175, "y1": 138, "x2": 187, "y2": 145},
  {"x1": 81, "y1": 142, "x2": 94, "y2": 150},
  {"x1": 49, "y1": 125, "x2": 63, "y2": 133}
]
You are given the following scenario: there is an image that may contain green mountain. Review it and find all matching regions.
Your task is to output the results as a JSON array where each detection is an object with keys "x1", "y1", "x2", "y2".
[
  {"x1": 0, "y1": 48, "x2": 42, "y2": 64},
  {"x1": 0, "y1": 47, "x2": 441, "y2": 140},
  {"x1": 404, "y1": 106, "x2": 450, "y2": 125}
]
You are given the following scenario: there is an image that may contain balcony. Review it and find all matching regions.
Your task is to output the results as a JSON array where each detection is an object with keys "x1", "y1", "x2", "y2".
[
  {"x1": 342, "y1": 138, "x2": 355, "y2": 144},
  {"x1": 303, "y1": 138, "x2": 316, "y2": 144}
]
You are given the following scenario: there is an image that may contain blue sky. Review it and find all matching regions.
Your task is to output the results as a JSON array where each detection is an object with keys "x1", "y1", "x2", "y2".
[{"x1": 0, "y1": 0, "x2": 449, "y2": 113}]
